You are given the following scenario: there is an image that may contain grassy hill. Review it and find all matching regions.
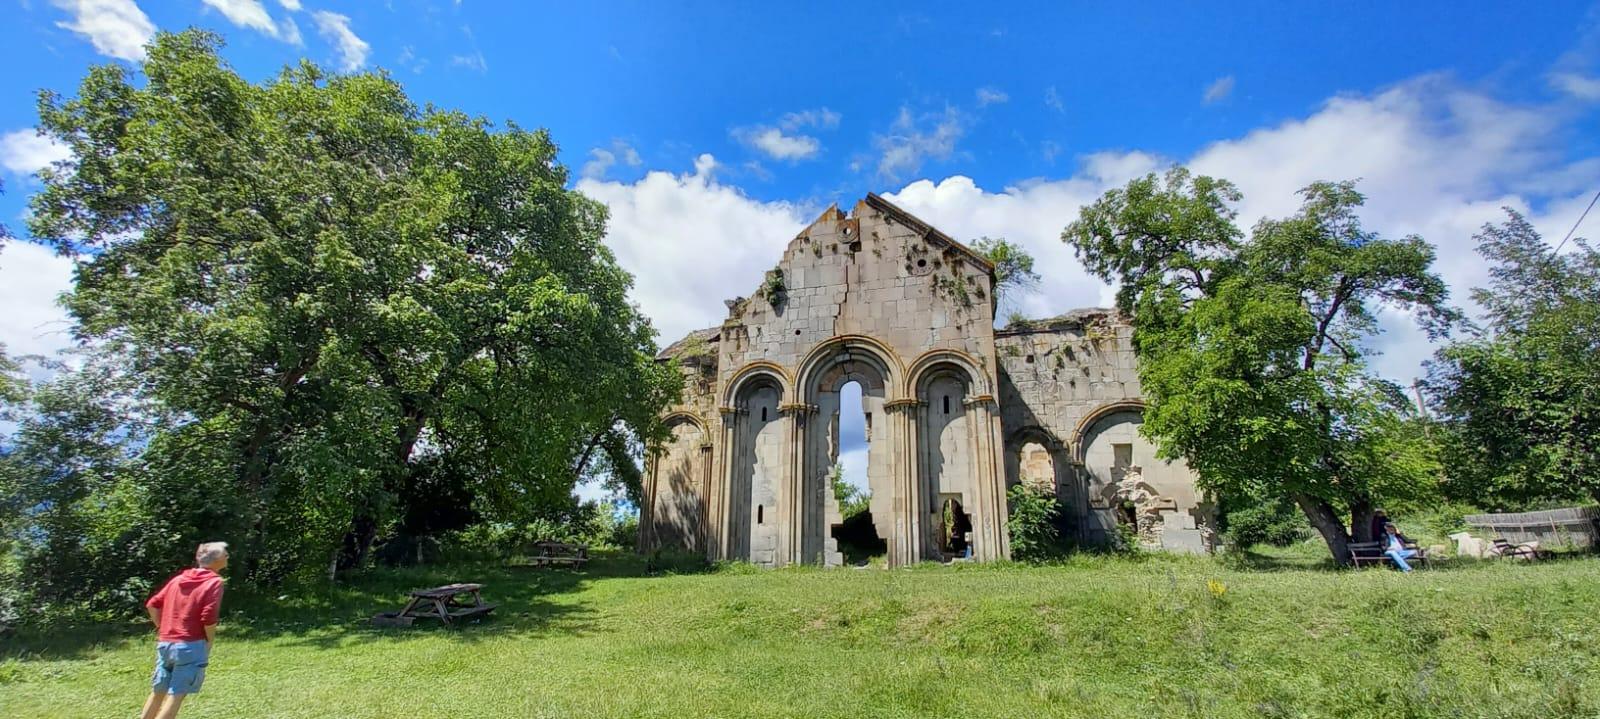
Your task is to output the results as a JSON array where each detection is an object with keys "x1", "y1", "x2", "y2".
[{"x1": 5, "y1": 550, "x2": 1599, "y2": 718}]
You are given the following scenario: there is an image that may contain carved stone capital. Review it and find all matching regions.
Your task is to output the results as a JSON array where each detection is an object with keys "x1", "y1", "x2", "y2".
[
  {"x1": 883, "y1": 398, "x2": 922, "y2": 411},
  {"x1": 718, "y1": 405, "x2": 744, "y2": 417},
  {"x1": 963, "y1": 394, "x2": 998, "y2": 409},
  {"x1": 778, "y1": 402, "x2": 818, "y2": 416}
]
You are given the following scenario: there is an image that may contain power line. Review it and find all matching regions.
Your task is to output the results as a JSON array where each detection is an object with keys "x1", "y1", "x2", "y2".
[{"x1": 1554, "y1": 187, "x2": 1600, "y2": 254}]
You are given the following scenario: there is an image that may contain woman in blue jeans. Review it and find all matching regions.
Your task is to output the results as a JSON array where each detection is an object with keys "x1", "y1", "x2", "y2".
[{"x1": 1383, "y1": 522, "x2": 1418, "y2": 572}]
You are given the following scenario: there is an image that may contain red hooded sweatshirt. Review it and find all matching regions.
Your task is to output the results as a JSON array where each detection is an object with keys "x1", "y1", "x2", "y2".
[{"x1": 145, "y1": 568, "x2": 225, "y2": 642}]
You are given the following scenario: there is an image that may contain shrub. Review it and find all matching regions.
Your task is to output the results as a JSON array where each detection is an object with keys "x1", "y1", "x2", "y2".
[
  {"x1": 1007, "y1": 483, "x2": 1061, "y2": 561},
  {"x1": 1221, "y1": 495, "x2": 1310, "y2": 550}
]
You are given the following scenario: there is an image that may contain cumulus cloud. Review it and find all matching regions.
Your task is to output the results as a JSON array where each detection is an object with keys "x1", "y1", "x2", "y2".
[
  {"x1": 50, "y1": 0, "x2": 155, "y2": 62},
  {"x1": 580, "y1": 139, "x2": 643, "y2": 180},
  {"x1": 735, "y1": 127, "x2": 820, "y2": 161},
  {"x1": 0, "y1": 130, "x2": 73, "y2": 176},
  {"x1": 575, "y1": 155, "x2": 810, "y2": 344},
  {"x1": 200, "y1": 0, "x2": 287, "y2": 41},
  {"x1": 277, "y1": 0, "x2": 301, "y2": 9},
  {"x1": 311, "y1": 10, "x2": 369, "y2": 72},
  {"x1": 1550, "y1": 71, "x2": 1600, "y2": 100},
  {"x1": 733, "y1": 108, "x2": 840, "y2": 162},
  {"x1": 1203, "y1": 75, "x2": 1235, "y2": 104},
  {"x1": 976, "y1": 87, "x2": 1009, "y2": 107},
  {"x1": 0, "y1": 242, "x2": 76, "y2": 362},
  {"x1": 873, "y1": 106, "x2": 965, "y2": 180}
]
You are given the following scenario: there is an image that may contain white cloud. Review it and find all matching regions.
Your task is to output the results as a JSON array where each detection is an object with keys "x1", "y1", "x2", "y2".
[
  {"x1": 580, "y1": 139, "x2": 643, "y2": 181},
  {"x1": 451, "y1": 51, "x2": 487, "y2": 73},
  {"x1": 576, "y1": 155, "x2": 811, "y2": 344},
  {"x1": 0, "y1": 242, "x2": 76, "y2": 361},
  {"x1": 580, "y1": 77, "x2": 1592, "y2": 392},
  {"x1": 1550, "y1": 71, "x2": 1600, "y2": 101},
  {"x1": 200, "y1": 0, "x2": 279, "y2": 39},
  {"x1": 278, "y1": 16, "x2": 302, "y2": 45},
  {"x1": 50, "y1": 0, "x2": 155, "y2": 62},
  {"x1": 1203, "y1": 75, "x2": 1235, "y2": 104},
  {"x1": 277, "y1": 0, "x2": 301, "y2": 10},
  {"x1": 735, "y1": 127, "x2": 820, "y2": 161},
  {"x1": 873, "y1": 106, "x2": 965, "y2": 180},
  {"x1": 1044, "y1": 86, "x2": 1064, "y2": 114},
  {"x1": 976, "y1": 87, "x2": 1009, "y2": 107},
  {"x1": 0, "y1": 130, "x2": 72, "y2": 176},
  {"x1": 311, "y1": 11, "x2": 369, "y2": 72},
  {"x1": 779, "y1": 108, "x2": 841, "y2": 131}
]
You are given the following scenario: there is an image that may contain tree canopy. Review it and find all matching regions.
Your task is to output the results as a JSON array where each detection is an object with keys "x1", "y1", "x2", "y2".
[
  {"x1": 1429, "y1": 210, "x2": 1600, "y2": 509},
  {"x1": 1064, "y1": 168, "x2": 1455, "y2": 564},
  {"x1": 10, "y1": 30, "x2": 678, "y2": 599}
]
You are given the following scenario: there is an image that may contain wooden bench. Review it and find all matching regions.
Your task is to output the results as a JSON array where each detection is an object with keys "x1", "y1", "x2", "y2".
[
  {"x1": 1490, "y1": 537, "x2": 1543, "y2": 561},
  {"x1": 372, "y1": 583, "x2": 498, "y2": 626},
  {"x1": 1349, "y1": 541, "x2": 1430, "y2": 569},
  {"x1": 513, "y1": 541, "x2": 590, "y2": 569}
]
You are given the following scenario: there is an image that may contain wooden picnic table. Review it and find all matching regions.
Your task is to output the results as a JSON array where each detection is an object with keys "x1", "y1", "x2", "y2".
[
  {"x1": 372, "y1": 583, "x2": 497, "y2": 626},
  {"x1": 512, "y1": 541, "x2": 590, "y2": 569}
]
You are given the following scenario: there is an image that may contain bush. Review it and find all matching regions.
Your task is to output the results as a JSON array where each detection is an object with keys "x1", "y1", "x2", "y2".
[
  {"x1": 1007, "y1": 483, "x2": 1062, "y2": 561},
  {"x1": 1221, "y1": 495, "x2": 1310, "y2": 550}
]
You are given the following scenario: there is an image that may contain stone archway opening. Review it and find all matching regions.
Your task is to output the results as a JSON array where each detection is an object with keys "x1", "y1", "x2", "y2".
[
  {"x1": 938, "y1": 496, "x2": 973, "y2": 560},
  {"x1": 829, "y1": 380, "x2": 886, "y2": 565}
]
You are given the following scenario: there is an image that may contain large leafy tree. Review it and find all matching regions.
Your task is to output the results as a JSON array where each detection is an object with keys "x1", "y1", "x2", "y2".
[
  {"x1": 1429, "y1": 210, "x2": 1600, "y2": 508},
  {"x1": 1064, "y1": 169, "x2": 1454, "y2": 564},
  {"x1": 25, "y1": 31, "x2": 677, "y2": 582}
]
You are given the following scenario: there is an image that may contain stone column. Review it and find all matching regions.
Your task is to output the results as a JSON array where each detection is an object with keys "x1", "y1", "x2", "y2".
[
  {"x1": 714, "y1": 406, "x2": 741, "y2": 562},
  {"x1": 964, "y1": 394, "x2": 1008, "y2": 561},
  {"x1": 777, "y1": 402, "x2": 814, "y2": 567},
  {"x1": 884, "y1": 398, "x2": 921, "y2": 567}
]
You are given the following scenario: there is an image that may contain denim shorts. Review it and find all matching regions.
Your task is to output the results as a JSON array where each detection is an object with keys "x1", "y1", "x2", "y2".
[{"x1": 151, "y1": 640, "x2": 209, "y2": 695}]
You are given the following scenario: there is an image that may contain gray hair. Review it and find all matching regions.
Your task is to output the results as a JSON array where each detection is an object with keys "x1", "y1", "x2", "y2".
[{"x1": 195, "y1": 541, "x2": 229, "y2": 567}]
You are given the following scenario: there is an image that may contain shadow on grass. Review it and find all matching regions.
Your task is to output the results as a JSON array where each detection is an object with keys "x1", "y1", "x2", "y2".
[{"x1": 3, "y1": 550, "x2": 692, "y2": 661}]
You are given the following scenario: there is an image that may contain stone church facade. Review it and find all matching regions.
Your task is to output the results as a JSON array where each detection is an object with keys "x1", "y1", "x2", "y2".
[{"x1": 640, "y1": 194, "x2": 1213, "y2": 567}]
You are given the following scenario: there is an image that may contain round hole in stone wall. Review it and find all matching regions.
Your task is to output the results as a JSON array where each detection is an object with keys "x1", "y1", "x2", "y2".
[
  {"x1": 917, "y1": 259, "x2": 928, "y2": 268},
  {"x1": 794, "y1": 329, "x2": 801, "y2": 336}
]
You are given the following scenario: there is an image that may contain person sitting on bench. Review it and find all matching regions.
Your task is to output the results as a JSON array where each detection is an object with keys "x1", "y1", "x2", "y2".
[{"x1": 1383, "y1": 523, "x2": 1418, "y2": 573}]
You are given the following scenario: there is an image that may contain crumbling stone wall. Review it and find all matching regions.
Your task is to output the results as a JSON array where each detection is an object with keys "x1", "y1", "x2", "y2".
[
  {"x1": 641, "y1": 196, "x2": 1212, "y2": 565},
  {"x1": 995, "y1": 310, "x2": 1214, "y2": 553}
]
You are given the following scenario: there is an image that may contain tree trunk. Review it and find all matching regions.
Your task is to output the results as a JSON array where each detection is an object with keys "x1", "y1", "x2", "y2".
[
  {"x1": 1349, "y1": 498, "x2": 1376, "y2": 543},
  {"x1": 1294, "y1": 493, "x2": 1354, "y2": 567}
]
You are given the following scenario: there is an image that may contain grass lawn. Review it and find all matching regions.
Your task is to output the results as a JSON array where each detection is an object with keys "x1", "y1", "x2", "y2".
[{"x1": 4, "y1": 549, "x2": 1599, "y2": 718}]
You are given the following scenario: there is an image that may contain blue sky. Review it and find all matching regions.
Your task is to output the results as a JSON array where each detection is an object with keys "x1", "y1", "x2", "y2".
[{"x1": 4, "y1": 1, "x2": 1600, "y2": 493}]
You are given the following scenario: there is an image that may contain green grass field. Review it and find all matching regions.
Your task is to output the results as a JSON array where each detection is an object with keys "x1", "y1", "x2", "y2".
[{"x1": 4, "y1": 550, "x2": 1599, "y2": 718}]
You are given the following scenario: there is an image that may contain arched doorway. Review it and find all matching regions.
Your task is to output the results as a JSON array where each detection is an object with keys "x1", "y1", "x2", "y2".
[
  {"x1": 800, "y1": 342, "x2": 895, "y2": 566},
  {"x1": 729, "y1": 376, "x2": 784, "y2": 566},
  {"x1": 916, "y1": 363, "x2": 980, "y2": 560},
  {"x1": 645, "y1": 416, "x2": 707, "y2": 552}
]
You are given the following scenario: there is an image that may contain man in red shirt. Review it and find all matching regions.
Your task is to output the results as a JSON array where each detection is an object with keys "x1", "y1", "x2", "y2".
[{"x1": 141, "y1": 541, "x2": 228, "y2": 719}]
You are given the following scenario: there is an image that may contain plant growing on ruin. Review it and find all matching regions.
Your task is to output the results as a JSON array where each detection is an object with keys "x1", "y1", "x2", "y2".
[
  {"x1": 762, "y1": 267, "x2": 786, "y2": 306},
  {"x1": 1063, "y1": 168, "x2": 1457, "y2": 566},
  {"x1": 973, "y1": 236, "x2": 1040, "y2": 301},
  {"x1": 1006, "y1": 483, "x2": 1061, "y2": 561}
]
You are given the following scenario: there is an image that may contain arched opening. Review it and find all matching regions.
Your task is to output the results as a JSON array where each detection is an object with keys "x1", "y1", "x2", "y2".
[
  {"x1": 1017, "y1": 440, "x2": 1055, "y2": 495},
  {"x1": 917, "y1": 364, "x2": 978, "y2": 559},
  {"x1": 730, "y1": 376, "x2": 784, "y2": 566},
  {"x1": 938, "y1": 497, "x2": 973, "y2": 560},
  {"x1": 800, "y1": 342, "x2": 895, "y2": 567},
  {"x1": 646, "y1": 417, "x2": 706, "y2": 552},
  {"x1": 829, "y1": 380, "x2": 886, "y2": 565}
]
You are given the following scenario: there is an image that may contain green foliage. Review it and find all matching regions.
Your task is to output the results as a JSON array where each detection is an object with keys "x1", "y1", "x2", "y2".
[
  {"x1": 1006, "y1": 483, "x2": 1061, "y2": 561},
  {"x1": 828, "y1": 462, "x2": 870, "y2": 519},
  {"x1": 1064, "y1": 169, "x2": 1456, "y2": 564},
  {"x1": 8, "y1": 29, "x2": 677, "y2": 610},
  {"x1": 972, "y1": 236, "x2": 1040, "y2": 300},
  {"x1": 762, "y1": 267, "x2": 786, "y2": 305},
  {"x1": 1430, "y1": 210, "x2": 1600, "y2": 509},
  {"x1": 1221, "y1": 495, "x2": 1310, "y2": 550}
]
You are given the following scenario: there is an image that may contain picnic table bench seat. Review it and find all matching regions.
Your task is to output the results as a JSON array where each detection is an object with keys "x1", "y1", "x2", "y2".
[
  {"x1": 373, "y1": 582, "x2": 497, "y2": 627},
  {"x1": 1348, "y1": 540, "x2": 1430, "y2": 569},
  {"x1": 511, "y1": 541, "x2": 590, "y2": 569}
]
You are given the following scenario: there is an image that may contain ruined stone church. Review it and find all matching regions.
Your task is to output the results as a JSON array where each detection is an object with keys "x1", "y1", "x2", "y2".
[{"x1": 640, "y1": 194, "x2": 1214, "y2": 567}]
